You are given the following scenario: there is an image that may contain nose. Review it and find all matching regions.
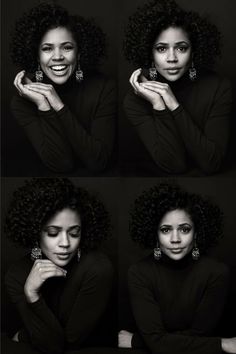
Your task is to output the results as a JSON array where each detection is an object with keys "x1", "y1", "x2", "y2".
[
  {"x1": 167, "y1": 48, "x2": 178, "y2": 62},
  {"x1": 52, "y1": 48, "x2": 64, "y2": 61},
  {"x1": 170, "y1": 230, "x2": 181, "y2": 243},
  {"x1": 59, "y1": 232, "x2": 70, "y2": 248}
]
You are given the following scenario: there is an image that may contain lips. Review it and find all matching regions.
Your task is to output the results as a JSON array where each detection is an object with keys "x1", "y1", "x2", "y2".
[{"x1": 50, "y1": 65, "x2": 68, "y2": 71}]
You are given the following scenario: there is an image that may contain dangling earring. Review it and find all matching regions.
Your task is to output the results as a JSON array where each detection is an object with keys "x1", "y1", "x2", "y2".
[
  {"x1": 77, "y1": 248, "x2": 81, "y2": 262},
  {"x1": 149, "y1": 62, "x2": 157, "y2": 81},
  {"x1": 35, "y1": 64, "x2": 43, "y2": 82},
  {"x1": 76, "y1": 58, "x2": 83, "y2": 82},
  {"x1": 31, "y1": 245, "x2": 42, "y2": 261},
  {"x1": 189, "y1": 61, "x2": 197, "y2": 81},
  {"x1": 192, "y1": 236, "x2": 200, "y2": 260},
  {"x1": 154, "y1": 241, "x2": 162, "y2": 261}
]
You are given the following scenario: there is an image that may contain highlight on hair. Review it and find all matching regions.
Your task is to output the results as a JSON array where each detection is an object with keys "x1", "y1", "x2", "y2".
[
  {"x1": 4, "y1": 178, "x2": 111, "y2": 251},
  {"x1": 10, "y1": 2, "x2": 106, "y2": 74},
  {"x1": 123, "y1": 0, "x2": 221, "y2": 69},
  {"x1": 129, "y1": 182, "x2": 223, "y2": 253}
]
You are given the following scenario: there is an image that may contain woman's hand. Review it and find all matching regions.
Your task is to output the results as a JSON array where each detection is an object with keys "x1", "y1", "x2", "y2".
[
  {"x1": 14, "y1": 71, "x2": 50, "y2": 111},
  {"x1": 222, "y1": 338, "x2": 236, "y2": 353},
  {"x1": 25, "y1": 83, "x2": 64, "y2": 112},
  {"x1": 141, "y1": 81, "x2": 180, "y2": 111},
  {"x1": 129, "y1": 69, "x2": 165, "y2": 111},
  {"x1": 24, "y1": 259, "x2": 67, "y2": 303},
  {"x1": 118, "y1": 330, "x2": 133, "y2": 348}
]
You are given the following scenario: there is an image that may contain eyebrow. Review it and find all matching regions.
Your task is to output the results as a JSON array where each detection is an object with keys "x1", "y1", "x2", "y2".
[
  {"x1": 44, "y1": 225, "x2": 81, "y2": 230},
  {"x1": 155, "y1": 41, "x2": 190, "y2": 45},
  {"x1": 41, "y1": 41, "x2": 75, "y2": 46},
  {"x1": 160, "y1": 223, "x2": 192, "y2": 227}
]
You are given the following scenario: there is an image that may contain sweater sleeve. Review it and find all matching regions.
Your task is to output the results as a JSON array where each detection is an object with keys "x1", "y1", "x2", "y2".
[
  {"x1": 124, "y1": 90, "x2": 188, "y2": 174},
  {"x1": 56, "y1": 78, "x2": 116, "y2": 173},
  {"x1": 11, "y1": 96, "x2": 75, "y2": 173},
  {"x1": 128, "y1": 264, "x2": 223, "y2": 354},
  {"x1": 5, "y1": 264, "x2": 65, "y2": 354},
  {"x1": 172, "y1": 77, "x2": 232, "y2": 174},
  {"x1": 63, "y1": 255, "x2": 114, "y2": 346}
]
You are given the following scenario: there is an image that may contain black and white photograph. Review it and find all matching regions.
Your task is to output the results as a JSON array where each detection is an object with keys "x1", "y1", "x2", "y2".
[{"x1": 1, "y1": 0, "x2": 236, "y2": 353}]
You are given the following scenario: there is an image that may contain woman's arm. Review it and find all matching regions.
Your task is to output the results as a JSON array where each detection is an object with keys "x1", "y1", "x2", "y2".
[
  {"x1": 55, "y1": 78, "x2": 116, "y2": 173},
  {"x1": 128, "y1": 263, "x2": 226, "y2": 354},
  {"x1": 62, "y1": 254, "x2": 114, "y2": 346},
  {"x1": 171, "y1": 77, "x2": 232, "y2": 174},
  {"x1": 5, "y1": 260, "x2": 66, "y2": 354},
  {"x1": 11, "y1": 96, "x2": 75, "y2": 173},
  {"x1": 124, "y1": 90, "x2": 188, "y2": 174}
]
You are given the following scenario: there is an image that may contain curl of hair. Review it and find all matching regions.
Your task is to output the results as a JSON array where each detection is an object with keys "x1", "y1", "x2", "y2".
[
  {"x1": 123, "y1": 0, "x2": 221, "y2": 69},
  {"x1": 4, "y1": 178, "x2": 111, "y2": 251},
  {"x1": 130, "y1": 182, "x2": 223, "y2": 253},
  {"x1": 10, "y1": 2, "x2": 106, "y2": 74}
]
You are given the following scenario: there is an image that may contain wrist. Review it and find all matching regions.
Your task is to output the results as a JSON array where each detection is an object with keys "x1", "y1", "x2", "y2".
[
  {"x1": 24, "y1": 287, "x2": 40, "y2": 303},
  {"x1": 153, "y1": 102, "x2": 165, "y2": 111},
  {"x1": 37, "y1": 102, "x2": 50, "y2": 111},
  {"x1": 53, "y1": 102, "x2": 64, "y2": 112}
]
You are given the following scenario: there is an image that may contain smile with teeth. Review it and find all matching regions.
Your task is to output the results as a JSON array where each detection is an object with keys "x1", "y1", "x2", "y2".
[{"x1": 50, "y1": 65, "x2": 68, "y2": 71}]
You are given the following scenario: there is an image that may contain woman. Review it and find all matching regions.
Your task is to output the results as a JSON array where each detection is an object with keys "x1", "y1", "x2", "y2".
[
  {"x1": 119, "y1": 183, "x2": 236, "y2": 353},
  {"x1": 123, "y1": 0, "x2": 232, "y2": 175},
  {"x1": 10, "y1": 3, "x2": 116, "y2": 174},
  {"x1": 4, "y1": 178, "x2": 114, "y2": 353}
]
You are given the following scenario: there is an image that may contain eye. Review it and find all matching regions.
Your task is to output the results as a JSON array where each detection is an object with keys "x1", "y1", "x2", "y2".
[
  {"x1": 45, "y1": 227, "x2": 59, "y2": 237},
  {"x1": 69, "y1": 226, "x2": 81, "y2": 237},
  {"x1": 41, "y1": 46, "x2": 52, "y2": 52},
  {"x1": 177, "y1": 46, "x2": 189, "y2": 52},
  {"x1": 180, "y1": 226, "x2": 192, "y2": 234},
  {"x1": 160, "y1": 227, "x2": 171, "y2": 234},
  {"x1": 155, "y1": 46, "x2": 167, "y2": 53},
  {"x1": 63, "y1": 45, "x2": 74, "y2": 51}
]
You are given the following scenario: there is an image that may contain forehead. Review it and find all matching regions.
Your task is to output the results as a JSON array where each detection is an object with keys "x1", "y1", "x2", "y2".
[
  {"x1": 45, "y1": 208, "x2": 81, "y2": 226},
  {"x1": 160, "y1": 209, "x2": 192, "y2": 225},
  {"x1": 40, "y1": 26, "x2": 76, "y2": 44},
  {"x1": 155, "y1": 26, "x2": 190, "y2": 44}
]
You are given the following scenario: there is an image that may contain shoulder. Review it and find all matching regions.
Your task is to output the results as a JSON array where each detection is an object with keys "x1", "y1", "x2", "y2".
[
  {"x1": 5, "y1": 254, "x2": 32, "y2": 292},
  {"x1": 83, "y1": 72, "x2": 116, "y2": 93},
  {"x1": 197, "y1": 70, "x2": 232, "y2": 94},
  {"x1": 196, "y1": 256, "x2": 229, "y2": 280},
  {"x1": 79, "y1": 251, "x2": 114, "y2": 278},
  {"x1": 128, "y1": 254, "x2": 155, "y2": 279}
]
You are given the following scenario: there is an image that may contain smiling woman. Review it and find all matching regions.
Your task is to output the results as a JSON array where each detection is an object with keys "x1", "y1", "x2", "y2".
[
  {"x1": 119, "y1": 182, "x2": 236, "y2": 353},
  {"x1": 4, "y1": 178, "x2": 114, "y2": 353},
  {"x1": 10, "y1": 3, "x2": 116, "y2": 174}
]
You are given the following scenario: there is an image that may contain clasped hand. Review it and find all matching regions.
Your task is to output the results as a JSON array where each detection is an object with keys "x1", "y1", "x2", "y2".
[
  {"x1": 129, "y1": 68, "x2": 179, "y2": 111},
  {"x1": 14, "y1": 70, "x2": 64, "y2": 112}
]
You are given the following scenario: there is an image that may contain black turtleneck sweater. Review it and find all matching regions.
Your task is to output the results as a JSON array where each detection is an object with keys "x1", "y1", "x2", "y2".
[
  {"x1": 5, "y1": 251, "x2": 114, "y2": 354},
  {"x1": 128, "y1": 254, "x2": 229, "y2": 354},
  {"x1": 123, "y1": 70, "x2": 232, "y2": 175},
  {"x1": 11, "y1": 73, "x2": 116, "y2": 173}
]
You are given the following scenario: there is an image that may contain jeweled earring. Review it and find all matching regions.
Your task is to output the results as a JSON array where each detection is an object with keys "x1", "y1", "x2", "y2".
[
  {"x1": 35, "y1": 64, "x2": 43, "y2": 82},
  {"x1": 189, "y1": 61, "x2": 197, "y2": 81},
  {"x1": 192, "y1": 236, "x2": 200, "y2": 260},
  {"x1": 154, "y1": 242, "x2": 162, "y2": 261},
  {"x1": 76, "y1": 59, "x2": 83, "y2": 82},
  {"x1": 31, "y1": 245, "x2": 42, "y2": 261},
  {"x1": 149, "y1": 62, "x2": 157, "y2": 81},
  {"x1": 77, "y1": 248, "x2": 81, "y2": 262}
]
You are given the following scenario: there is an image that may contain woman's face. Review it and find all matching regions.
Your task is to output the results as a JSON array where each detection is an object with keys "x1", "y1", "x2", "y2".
[
  {"x1": 40, "y1": 208, "x2": 81, "y2": 267},
  {"x1": 152, "y1": 26, "x2": 192, "y2": 82},
  {"x1": 38, "y1": 26, "x2": 77, "y2": 85},
  {"x1": 158, "y1": 209, "x2": 194, "y2": 261}
]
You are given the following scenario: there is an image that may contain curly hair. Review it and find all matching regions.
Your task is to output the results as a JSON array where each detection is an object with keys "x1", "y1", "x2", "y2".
[
  {"x1": 4, "y1": 178, "x2": 111, "y2": 251},
  {"x1": 130, "y1": 182, "x2": 223, "y2": 253},
  {"x1": 10, "y1": 2, "x2": 106, "y2": 74},
  {"x1": 123, "y1": 0, "x2": 221, "y2": 70}
]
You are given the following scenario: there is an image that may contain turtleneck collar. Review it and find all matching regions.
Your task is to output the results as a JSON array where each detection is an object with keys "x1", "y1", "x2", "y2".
[{"x1": 157, "y1": 251, "x2": 195, "y2": 270}]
